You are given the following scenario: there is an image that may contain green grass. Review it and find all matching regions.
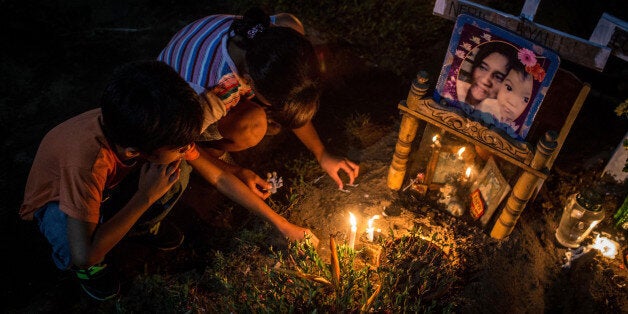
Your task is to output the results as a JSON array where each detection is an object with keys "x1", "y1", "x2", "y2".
[
  {"x1": 100, "y1": 220, "x2": 458, "y2": 312},
  {"x1": 228, "y1": 229, "x2": 457, "y2": 312}
]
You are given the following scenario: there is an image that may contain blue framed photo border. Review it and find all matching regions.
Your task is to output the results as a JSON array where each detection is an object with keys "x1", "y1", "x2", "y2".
[{"x1": 434, "y1": 14, "x2": 560, "y2": 140}]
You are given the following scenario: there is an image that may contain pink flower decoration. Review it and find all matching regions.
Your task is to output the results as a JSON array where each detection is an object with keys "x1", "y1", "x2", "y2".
[{"x1": 518, "y1": 48, "x2": 537, "y2": 67}]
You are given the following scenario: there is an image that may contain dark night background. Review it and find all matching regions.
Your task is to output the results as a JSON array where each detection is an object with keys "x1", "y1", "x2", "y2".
[{"x1": 1, "y1": 0, "x2": 627, "y2": 312}]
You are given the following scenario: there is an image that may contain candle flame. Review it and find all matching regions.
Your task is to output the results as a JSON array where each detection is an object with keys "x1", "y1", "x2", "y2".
[
  {"x1": 432, "y1": 135, "x2": 438, "y2": 142},
  {"x1": 349, "y1": 212, "x2": 357, "y2": 227},
  {"x1": 465, "y1": 167, "x2": 471, "y2": 178},
  {"x1": 590, "y1": 235, "x2": 618, "y2": 259},
  {"x1": 457, "y1": 147, "x2": 466, "y2": 157},
  {"x1": 367, "y1": 215, "x2": 380, "y2": 228}
]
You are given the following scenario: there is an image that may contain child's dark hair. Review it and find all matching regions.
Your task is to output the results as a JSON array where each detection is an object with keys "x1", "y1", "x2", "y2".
[
  {"x1": 101, "y1": 60, "x2": 204, "y2": 153},
  {"x1": 231, "y1": 7, "x2": 321, "y2": 129},
  {"x1": 509, "y1": 61, "x2": 531, "y2": 80}
]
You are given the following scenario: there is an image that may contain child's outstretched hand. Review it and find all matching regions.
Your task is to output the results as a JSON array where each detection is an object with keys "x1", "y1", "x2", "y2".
[
  {"x1": 279, "y1": 222, "x2": 320, "y2": 248},
  {"x1": 318, "y1": 150, "x2": 360, "y2": 190},
  {"x1": 235, "y1": 167, "x2": 272, "y2": 199},
  {"x1": 137, "y1": 160, "x2": 181, "y2": 204}
]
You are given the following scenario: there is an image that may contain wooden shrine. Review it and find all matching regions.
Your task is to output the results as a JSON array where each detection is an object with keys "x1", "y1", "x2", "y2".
[
  {"x1": 387, "y1": 70, "x2": 590, "y2": 239},
  {"x1": 385, "y1": 0, "x2": 624, "y2": 239}
]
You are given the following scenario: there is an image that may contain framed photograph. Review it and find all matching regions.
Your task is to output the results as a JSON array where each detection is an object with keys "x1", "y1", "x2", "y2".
[
  {"x1": 430, "y1": 149, "x2": 466, "y2": 185},
  {"x1": 469, "y1": 157, "x2": 511, "y2": 226},
  {"x1": 434, "y1": 14, "x2": 560, "y2": 140}
]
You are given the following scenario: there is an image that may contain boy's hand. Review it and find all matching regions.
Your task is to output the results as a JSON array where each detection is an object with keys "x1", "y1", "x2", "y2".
[
  {"x1": 235, "y1": 168, "x2": 271, "y2": 200},
  {"x1": 137, "y1": 160, "x2": 181, "y2": 204},
  {"x1": 319, "y1": 151, "x2": 360, "y2": 190}
]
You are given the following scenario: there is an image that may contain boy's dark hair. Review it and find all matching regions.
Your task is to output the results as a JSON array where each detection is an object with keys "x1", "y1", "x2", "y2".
[
  {"x1": 231, "y1": 7, "x2": 321, "y2": 129},
  {"x1": 101, "y1": 60, "x2": 204, "y2": 153}
]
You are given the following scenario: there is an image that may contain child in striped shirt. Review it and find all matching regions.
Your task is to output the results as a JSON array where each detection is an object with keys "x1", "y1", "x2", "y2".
[{"x1": 158, "y1": 7, "x2": 360, "y2": 198}]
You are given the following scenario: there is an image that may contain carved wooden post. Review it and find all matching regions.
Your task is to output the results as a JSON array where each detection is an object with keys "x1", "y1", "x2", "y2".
[
  {"x1": 491, "y1": 131, "x2": 558, "y2": 239},
  {"x1": 387, "y1": 71, "x2": 429, "y2": 190}
]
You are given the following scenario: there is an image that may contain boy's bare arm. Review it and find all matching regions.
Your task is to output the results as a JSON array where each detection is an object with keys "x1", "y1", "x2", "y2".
[
  {"x1": 188, "y1": 149, "x2": 319, "y2": 246},
  {"x1": 67, "y1": 162, "x2": 181, "y2": 267},
  {"x1": 67, "y1": 192, "x2": 151, "y2": 267}
]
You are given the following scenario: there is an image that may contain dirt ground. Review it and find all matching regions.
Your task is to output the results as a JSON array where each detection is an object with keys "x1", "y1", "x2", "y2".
[
  {"x1": 278, "y1": 129, "x2": 628, "y2": 313},
  {"x1": 3, "y1": 1, "x2": 628, "y2": 313}
]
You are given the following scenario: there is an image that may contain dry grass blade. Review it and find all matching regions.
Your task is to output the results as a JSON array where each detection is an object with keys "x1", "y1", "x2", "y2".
[
  {"x1": 360, "y1": 283, "x2": 382, "y2": 313},
  {"x1": 273, "y1": 268, "x2": 332, "y2": 286},
  {"x1": 330, "y1": 235, "x2": 341, "y2": 289},
  {"x1": 288, "y1": 254, "x2": 303, "y2": 273}
]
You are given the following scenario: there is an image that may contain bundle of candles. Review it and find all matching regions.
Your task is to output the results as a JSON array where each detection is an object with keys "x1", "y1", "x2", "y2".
[{"x1": 347, "y1": 212, "x2": 381, "y2": 249}]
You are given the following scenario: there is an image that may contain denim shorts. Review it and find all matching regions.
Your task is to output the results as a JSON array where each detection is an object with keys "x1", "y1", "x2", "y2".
[
  {"x1": 35, "y1": 161, "x2": 192, "y2": 270},
  {"x1": 34, "y1": 202, "x2": 71, "y2": 270}
]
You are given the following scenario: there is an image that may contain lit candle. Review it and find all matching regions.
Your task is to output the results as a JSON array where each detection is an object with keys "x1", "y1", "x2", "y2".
[
  {"x1": 366, "y1": 215, "x2": 380, "y2": 242},
  {"x1": 461, "y1": 166, "x2": 472, "y2": 187},
  {"x1": 457, "y1": 147, "x2": 466, "y2": 160},
  {"x1": 426, "y1": 135, "x2": 443, "y2": 186},
  {"x1": 348, "y1": 212, "x2": 357, "y2": 249},
  {"x1": 432, "y1": 135, "x2": 441, "y2": 147},
  {"x1": 590, "y1": 234, "x2": 619, "y2": 259}
]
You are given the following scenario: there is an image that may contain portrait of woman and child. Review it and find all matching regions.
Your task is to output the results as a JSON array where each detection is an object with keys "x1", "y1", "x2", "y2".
[{"x1": 436, "y1": 14, "x2": 560, "y2": 140}]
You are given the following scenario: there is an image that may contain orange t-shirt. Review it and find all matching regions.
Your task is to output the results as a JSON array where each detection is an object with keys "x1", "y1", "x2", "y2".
[{"x1": 20, "y1": 109, "x2": 134, "y2": 223}]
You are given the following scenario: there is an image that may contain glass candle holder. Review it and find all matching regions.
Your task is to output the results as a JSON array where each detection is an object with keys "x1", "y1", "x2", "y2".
[{"x1": 555, "y1": 192, "x2": 604, "y2": 248}]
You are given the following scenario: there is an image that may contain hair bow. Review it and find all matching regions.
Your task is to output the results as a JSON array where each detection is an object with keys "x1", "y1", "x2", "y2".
[{"x1": 247, "y1": 24, "x2": 265, "y2": 39}]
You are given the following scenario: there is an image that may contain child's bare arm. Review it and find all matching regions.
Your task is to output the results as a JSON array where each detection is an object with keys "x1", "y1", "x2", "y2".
[
  {"x1": 189, "y1": 149, "x2": 319, "y2": 246},
  {"x1": 292, "y1": 121, "x2": 360, "y2": 189},
  {"x1": 196, "y1": 146, "x2": 272, "y2": 199},
  {"x1": 67, "y1": 161, "x2": 181, "y2": 267}
]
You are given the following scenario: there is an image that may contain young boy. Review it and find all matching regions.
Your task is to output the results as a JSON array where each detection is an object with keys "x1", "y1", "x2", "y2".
[
  {"x1": 19, "y1": 61, "x2": 205, "y2": 301},
  {"x1": 20, "y1": 60, "x2": 317, "y2": 301}
]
